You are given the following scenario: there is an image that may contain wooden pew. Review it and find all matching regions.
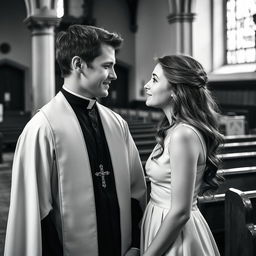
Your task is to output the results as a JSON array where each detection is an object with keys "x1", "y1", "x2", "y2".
[
  {"x1": 220, "y1": 152, "x2": 256, "y2": 169},
  {"x1": 225, "y1": 134, "x2": 256, "y2": 143},
  {"x1": 131, "y1": 133, "x2": 155, "y2": 141},
  {"x1": 225, "y1": 188, "x2": 256, "y2": 256},
  {"x1": 130, "y1": 127, "x2": 156, "y2": 135},
  {"x1": 0, "y1": 111, "x2": 31, "y2": 148},
  {"x1": 128, "y1": 123, "x2": 157, "y2": 130},
  {"x1": 113, "y1": 108, "x2": 162, "y2": 122},
  {"x1": 217, "y1": 166, "x2": 256, "y2": 194},
  {"x1": 198, "y1": 186, "x2": 256, "y2": 256},
  {"x1": 198, "y1": 193, "x2": 225, "y2": 255},
  {"x1": 222, "y1": 141, "x2": 256, "y2": 153}
]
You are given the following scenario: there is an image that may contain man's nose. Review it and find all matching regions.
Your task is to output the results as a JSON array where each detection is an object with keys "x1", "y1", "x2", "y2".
[{"x1": 109, "y1": 68, "x2": 117, "y2": 80}]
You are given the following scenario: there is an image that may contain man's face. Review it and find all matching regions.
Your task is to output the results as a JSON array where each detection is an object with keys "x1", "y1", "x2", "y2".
[{"x1": 79, "y1": 44, "x2": 117, "y2": 98}]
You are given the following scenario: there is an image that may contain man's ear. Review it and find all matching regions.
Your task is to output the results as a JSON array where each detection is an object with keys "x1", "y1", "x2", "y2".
[{"x1": 71, "y1": 56, "x2": 86, "y2": 71}]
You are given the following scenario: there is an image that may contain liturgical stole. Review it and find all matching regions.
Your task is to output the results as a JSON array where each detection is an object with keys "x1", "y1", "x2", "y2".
[{"x1": 41, "y1": 92, "x2": 132, "y2": 255}]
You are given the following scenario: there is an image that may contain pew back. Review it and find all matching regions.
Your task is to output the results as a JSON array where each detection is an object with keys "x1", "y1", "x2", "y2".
[
  {"x1": 225, "y1": 188, "x2": 256, "y2": 256},
  {"x1": 0, "y1": 111, "x2": 30, "y2": 147}
]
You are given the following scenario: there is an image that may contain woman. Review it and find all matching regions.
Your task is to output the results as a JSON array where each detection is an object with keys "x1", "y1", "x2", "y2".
[{"x1": 141, "y1": 55, "x2": 223, "y2": 256}]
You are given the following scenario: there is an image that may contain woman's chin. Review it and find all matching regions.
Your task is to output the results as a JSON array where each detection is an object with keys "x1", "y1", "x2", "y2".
[
  {"x1": 145, "y1": 100, "x2": 155, "y2": 108},
  {"x1": 145, "y1": 101, "x2": 160, "y2": 110},
  {"x1": 145, "y1": 98, "x2": 151, "y2": 106}
]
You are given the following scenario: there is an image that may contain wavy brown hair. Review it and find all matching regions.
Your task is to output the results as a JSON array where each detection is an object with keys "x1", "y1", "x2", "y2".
[{"x1": 152, "y1": 55, "x2": 224, "y2": 194}]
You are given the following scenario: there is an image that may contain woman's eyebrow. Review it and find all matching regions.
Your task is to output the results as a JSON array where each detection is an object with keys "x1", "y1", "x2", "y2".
[{"x1": 152, "y1": 73, "x2": 159, "y2": 79}]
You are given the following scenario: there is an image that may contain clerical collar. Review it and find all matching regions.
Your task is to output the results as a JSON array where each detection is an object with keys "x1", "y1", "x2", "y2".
[{"x1": 62, "y1": 86, "x2": 96, "y2": 109}]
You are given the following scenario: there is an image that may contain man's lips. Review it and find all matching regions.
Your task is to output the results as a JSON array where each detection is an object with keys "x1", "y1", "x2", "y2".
[
  {"x1": 103, "y1": 81, "x2": 111, "y2": 88},
  {"x1": 103, "y1": 82, "x2": 110, "y2": 90}
]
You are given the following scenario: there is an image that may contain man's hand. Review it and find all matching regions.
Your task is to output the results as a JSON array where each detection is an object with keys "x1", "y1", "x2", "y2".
[{"x1": 125, "y1": 247, "x2": 140, "y2": 256}]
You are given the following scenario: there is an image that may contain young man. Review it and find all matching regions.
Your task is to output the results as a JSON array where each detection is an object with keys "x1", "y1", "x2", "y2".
[{"x1": 4, "y1": 25, "x2": 146, "y2": 256}]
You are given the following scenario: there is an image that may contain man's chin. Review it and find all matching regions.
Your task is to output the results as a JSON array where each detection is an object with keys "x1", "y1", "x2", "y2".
[{"x1": 99, "y1": 91, "x2": 109, "y2": 98}]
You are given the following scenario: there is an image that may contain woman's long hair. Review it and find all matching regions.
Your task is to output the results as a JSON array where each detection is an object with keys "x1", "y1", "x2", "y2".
[{"x1": 152, "y1": 55, "x2": 224, "y2": 194}]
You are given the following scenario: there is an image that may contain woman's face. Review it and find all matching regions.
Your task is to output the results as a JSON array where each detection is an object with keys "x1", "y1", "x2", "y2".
[{"x1": 144, "y1": 63, "x2": 173, "y2": 109}]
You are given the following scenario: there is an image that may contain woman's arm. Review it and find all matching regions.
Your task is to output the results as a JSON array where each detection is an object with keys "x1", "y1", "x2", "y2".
[{"x1": 143, "y1": 125, "x2": 202, "y2": 256}]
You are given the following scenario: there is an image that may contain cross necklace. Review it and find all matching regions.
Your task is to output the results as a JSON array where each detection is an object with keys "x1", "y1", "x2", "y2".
[{"x1": 95, "y1": 164, "x2": 110, "y2": 188}]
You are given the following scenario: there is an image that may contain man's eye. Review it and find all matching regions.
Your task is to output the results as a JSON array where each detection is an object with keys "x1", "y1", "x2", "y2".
[
  {"x1": 104, "y1": 65, "x2": 112, "y2": 69},
  {"x1": 153, "y1": 78, "x2": 157, "y2": 83}
]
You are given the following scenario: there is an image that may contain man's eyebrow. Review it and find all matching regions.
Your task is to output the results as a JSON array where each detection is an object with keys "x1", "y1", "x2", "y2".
[{"x1": 103, "y1": 61, "x2": 115, "y2": 65}]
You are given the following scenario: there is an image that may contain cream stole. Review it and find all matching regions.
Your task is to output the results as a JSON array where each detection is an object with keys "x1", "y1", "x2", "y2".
[{"x1": 42, "y1": 92, "x2": 131, "y2": 255}]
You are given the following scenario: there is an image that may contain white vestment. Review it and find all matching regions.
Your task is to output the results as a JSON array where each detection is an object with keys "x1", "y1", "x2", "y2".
[{"x1": 4, "y1": 92, "x2": 147, "y2": 256}]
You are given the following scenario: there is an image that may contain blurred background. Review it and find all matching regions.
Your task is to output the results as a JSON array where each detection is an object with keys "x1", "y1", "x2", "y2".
[{"x1": 1, "y1": 0, "x2": 256, "y2": 255}]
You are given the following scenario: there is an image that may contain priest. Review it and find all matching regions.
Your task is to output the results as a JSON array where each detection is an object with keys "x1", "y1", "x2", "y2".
[{"x1": 4, "y1": 25, "x2": 146, "y2": 256}]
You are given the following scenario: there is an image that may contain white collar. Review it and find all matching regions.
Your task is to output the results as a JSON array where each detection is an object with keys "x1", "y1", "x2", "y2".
[{"x1": 62, "y1": 85, "x2": 97, "y2": 109}]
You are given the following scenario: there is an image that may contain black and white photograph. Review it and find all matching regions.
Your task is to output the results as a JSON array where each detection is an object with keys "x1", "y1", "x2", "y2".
[{"x1": 1, "y1": 0, "x2": 256, "y2": 255}]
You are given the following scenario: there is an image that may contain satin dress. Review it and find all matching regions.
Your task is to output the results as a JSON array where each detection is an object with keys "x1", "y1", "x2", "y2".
[{"x1": 141, "y1": 124, "x2": 220, "y2": 256}]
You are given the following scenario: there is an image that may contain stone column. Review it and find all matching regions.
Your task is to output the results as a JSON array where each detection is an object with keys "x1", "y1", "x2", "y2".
[
  {"x1": 167, "y1": 0, "x2": 195, "y2": 55},
  {"x1": 24, "y1": 0, "x2": 61, "y2": 111}
]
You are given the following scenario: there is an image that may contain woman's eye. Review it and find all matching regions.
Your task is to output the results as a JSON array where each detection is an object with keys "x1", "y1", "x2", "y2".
[{"x1": 153, "y1": 78, "x2": 157, "y2": 83}]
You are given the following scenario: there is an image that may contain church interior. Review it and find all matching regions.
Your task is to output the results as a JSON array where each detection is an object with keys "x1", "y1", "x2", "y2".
[{"x1": 1, "y1": 0, "x2": 256, "y2": 255}]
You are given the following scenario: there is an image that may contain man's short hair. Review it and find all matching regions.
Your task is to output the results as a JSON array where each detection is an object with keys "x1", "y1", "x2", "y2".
[{"x1": 56, "y1": 25, "x2": 123, "y2": 77}]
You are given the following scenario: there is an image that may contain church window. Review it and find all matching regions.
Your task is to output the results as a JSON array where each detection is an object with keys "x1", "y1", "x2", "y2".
[
  {"x1": 57, "y1": 0, "x2": 64, "y2": 18},
  {"x1": 226, "y1": 0, "x2": 256, "y2": 64}
]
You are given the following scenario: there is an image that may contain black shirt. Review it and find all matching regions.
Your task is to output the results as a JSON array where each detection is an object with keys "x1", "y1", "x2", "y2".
[{"x1": 61, "y1": 88, "x2": 121, "y2": 256}]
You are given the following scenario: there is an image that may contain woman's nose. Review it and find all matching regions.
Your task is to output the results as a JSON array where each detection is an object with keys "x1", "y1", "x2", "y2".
[{"x1": 144, "y1": 81, "x2": 150, "y2": 90}]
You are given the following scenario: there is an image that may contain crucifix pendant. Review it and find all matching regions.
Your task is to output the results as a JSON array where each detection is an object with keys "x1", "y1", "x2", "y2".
[{"x1": 95, "y1": 164, "x2": 110, "y2": 188}]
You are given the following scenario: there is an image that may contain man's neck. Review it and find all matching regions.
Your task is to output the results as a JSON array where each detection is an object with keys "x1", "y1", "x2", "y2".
[
  {"x1": 63, "y1": 74, "x2": 94, "y2": 97},
  {"x1": 62, "y1": 85, "x2": 96, "y2": 102},
  {"x1": 63, "y1": 75, "x2": 94, "y2": 99}
]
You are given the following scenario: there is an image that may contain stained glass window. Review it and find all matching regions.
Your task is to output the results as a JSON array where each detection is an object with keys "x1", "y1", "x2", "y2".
[
  {"x1": 57, "y1": 0, "x2": 64, "y2": 18},
  {"x1": 226, "y1": 0, "x2": 256, "y2": 64}
]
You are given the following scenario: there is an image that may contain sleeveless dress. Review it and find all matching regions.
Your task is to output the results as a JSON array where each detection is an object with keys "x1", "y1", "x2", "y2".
[{"x1": 141, "y1": 124, "x2": 220, "y2": 256}]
